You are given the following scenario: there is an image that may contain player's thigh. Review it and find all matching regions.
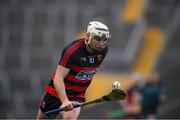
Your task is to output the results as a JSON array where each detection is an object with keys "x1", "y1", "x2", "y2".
[
  {"x1": 37, "y1": 109, "x2": 57, "y2": 119},
  {"x1": 38, "y1": 92, "x2": 61, "y2": 118},
  {"x1": 61, "y1": 107, "x2": 81, "y2": 119}
]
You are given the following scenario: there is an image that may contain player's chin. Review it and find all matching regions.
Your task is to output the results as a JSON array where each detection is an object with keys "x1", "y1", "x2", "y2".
[{"x1": 94, "y1": 48, "x2": 103, "y2": 53}]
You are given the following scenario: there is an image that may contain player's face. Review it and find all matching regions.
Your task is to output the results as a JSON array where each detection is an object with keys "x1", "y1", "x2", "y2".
[{"x1": 90, "y1": 36, "x2": 108, "y2": 52}]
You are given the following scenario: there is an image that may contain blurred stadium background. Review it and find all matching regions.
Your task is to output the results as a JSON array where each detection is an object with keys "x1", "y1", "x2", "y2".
[{"x1": 0, "y1": 0, "x2": 180, "y2": 119}]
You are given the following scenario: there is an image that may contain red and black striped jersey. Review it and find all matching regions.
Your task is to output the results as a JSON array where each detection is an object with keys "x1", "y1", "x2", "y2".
[{"x1": 45, "y1": 38, "x2": 108, "y2": 102}]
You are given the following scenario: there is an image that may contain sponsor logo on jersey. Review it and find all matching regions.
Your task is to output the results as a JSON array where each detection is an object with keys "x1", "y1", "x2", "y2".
[{"x1": 76, "y1": 70, "x2": 97, "y2": 80}]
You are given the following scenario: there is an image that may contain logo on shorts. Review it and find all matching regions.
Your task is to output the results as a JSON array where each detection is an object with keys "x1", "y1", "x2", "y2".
[{"x1": 42, "y1": 101, "x2": 46, "y2": 109}]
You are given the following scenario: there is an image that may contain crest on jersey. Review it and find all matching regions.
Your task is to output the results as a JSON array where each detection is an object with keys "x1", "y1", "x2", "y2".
[{"x1": 97, "y1": 55, "x2": 103, "y2": 61}]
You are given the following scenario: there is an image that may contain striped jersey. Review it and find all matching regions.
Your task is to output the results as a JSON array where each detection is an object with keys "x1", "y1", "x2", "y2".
[{"x1": 45, "y1": 38, "x2": 108, "y2": 102}]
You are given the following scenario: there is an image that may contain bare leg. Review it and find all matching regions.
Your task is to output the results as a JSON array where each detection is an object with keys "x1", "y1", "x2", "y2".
[
  {"x1": 37, "y1": 109, "x2": 47, "y2": 119},
  {"x1": 37, "y1": 109, "x2": 57, "y2": 119},
  {"x1": 60, "y1": 107, "x2": 81, "y2": 120}
]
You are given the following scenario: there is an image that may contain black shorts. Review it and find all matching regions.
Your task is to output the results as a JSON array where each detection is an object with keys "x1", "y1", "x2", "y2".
[
  {"x1": 39, "y1": 92, "x2": 85, "y2": 116},
  {"x1": 40, "y1": 92, "x2": 62, "y2": 116}
]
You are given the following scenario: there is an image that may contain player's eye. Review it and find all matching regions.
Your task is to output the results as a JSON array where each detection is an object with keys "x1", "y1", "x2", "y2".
[{"x1": 93, "y1": 36, "x2": 108, "y2": 42}]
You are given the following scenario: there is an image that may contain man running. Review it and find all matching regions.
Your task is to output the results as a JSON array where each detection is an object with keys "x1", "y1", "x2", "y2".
[{"x1": 37, "y1": 21, "x2": 110, "y2": 119}]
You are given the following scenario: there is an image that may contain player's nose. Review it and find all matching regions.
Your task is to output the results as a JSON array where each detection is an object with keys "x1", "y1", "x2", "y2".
[{"x1": 98, "y1": 40, "x2": 105, "y2": 46}]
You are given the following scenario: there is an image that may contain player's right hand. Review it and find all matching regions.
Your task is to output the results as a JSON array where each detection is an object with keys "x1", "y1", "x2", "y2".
[{"x1": 60, "y1": 101, "x2": 79, "y2": 111}]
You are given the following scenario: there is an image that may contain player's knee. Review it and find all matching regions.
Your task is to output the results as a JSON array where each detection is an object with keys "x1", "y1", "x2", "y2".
[
  {"x1": 37, "y1": 109, "x2": 47, "y2": 119},
  {"x1": 62, "y1": 113, "x2": 79, "y2": 120}
]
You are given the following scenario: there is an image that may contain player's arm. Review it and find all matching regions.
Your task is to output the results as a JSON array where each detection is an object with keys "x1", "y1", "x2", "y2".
[
  {"x1": 54, "y1": 42, "x2": 80, "y2": 110},
  {"x1": 54, "y1": 65, "x2": 69, "y2": 102},
  {"x1": 53, "y1": 65, "x2": 74, "y2": 110}
]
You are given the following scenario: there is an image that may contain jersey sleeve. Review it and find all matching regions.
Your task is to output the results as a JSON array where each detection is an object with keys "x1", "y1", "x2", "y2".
[{"x1": 58, "y1": 47, "x2": 75, "y2": 68}]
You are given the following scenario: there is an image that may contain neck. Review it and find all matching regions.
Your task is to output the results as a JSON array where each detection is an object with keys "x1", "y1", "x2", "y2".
[{"x1": 86, "y1": 44, "x2": 94, "y2": 53}]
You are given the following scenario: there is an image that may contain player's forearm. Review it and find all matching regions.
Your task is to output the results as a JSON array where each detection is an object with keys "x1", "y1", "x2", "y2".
[{"x1": 53, "y1": 77, "x2": 69, "y2": 103}]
